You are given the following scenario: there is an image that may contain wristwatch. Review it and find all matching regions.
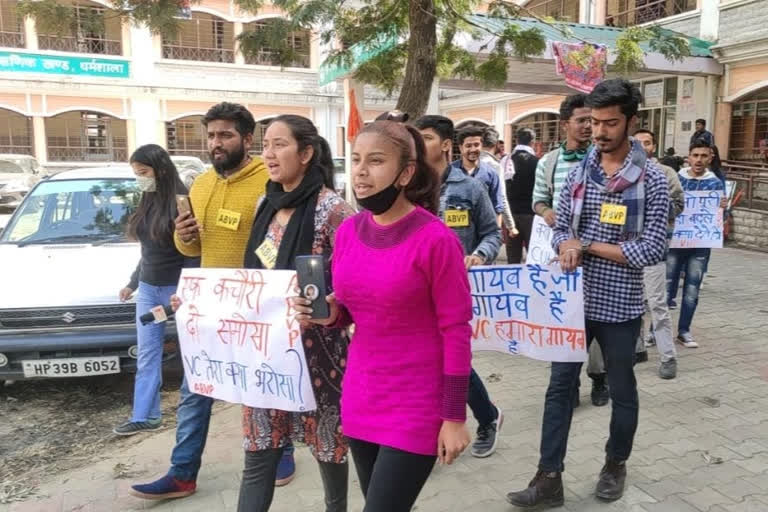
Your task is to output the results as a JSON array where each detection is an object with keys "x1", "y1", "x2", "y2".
[{"x1": 580, "y1": 240, "x2": 592, "y2": 254}]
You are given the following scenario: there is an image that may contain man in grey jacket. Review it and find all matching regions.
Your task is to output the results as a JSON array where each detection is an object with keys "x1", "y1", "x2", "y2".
[
  {"x1": 634, "y1": 129, "x2": 684, "y2": 379},
  {"x1": 416, "y1": 114, "x2": 504, "y2": 459}
]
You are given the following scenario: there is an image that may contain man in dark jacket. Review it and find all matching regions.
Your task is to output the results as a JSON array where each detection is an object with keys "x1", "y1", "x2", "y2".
[{"x1": 503, "y1": 128, "x2": 539, "y2": 263}]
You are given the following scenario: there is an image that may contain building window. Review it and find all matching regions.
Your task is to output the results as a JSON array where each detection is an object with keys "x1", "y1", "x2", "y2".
[
  {"x1": 606, "y1": 0, "x2": 697, "y2": 27},
  {"x1": 0, "y1": 108, "x2": 33, "y2": 154},
  {"x1": 166, "y1": 116, "x2": 208, "y2": 162},
  {"x1": 242, "y1": 20, "x2": 311, "y2": 68},
  {"x1": 37, "y1": 0, "x2": 122, "y2": 55},
  {"x1": 251, "y1": 118, "x2": 273, "y2": 154},
  {"x1": 729, "y1": 88, "x2": 768, "y2": 162},
  {"x1": 527, "y1": 0, "x2": 580, "y2": 22},
  {"x1": 510, "y1": 113, "x2": 561, "y2": 156},
  {"x1": 0, "y1": 0, "x2": 25, "y2": 48},
  {"x1": 45, "y1": 111, "x2": 127, "y2": 162},
  {"x1": 162, "y1": 12, "x2": 235, "y2": 63}
]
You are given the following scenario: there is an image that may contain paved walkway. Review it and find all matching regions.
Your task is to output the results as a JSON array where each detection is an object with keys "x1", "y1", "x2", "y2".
[{"x1": 4, "y1": 247, "x2": 768, "y2": 512}]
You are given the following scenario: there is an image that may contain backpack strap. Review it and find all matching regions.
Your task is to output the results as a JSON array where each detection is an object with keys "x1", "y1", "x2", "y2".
[{"x1": 543, "y1": 147, "x2": 560, "y2": 198}]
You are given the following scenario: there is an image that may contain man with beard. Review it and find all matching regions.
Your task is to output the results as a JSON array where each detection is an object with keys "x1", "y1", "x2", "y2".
[
  {"x1": 531, "y1": 94, "x2": 609, "y2": 407},
  {"x1": 506, "y1": 80, "x2": 668, "y2": 508},
  {"x1": 131, "y1": 102, "x2": 271, "y2": 500}
]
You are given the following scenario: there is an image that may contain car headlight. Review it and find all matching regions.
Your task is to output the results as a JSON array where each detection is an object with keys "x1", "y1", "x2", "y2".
[
  {"x1": 1, "y1": 180, "x2": 28, "y2": 193},
  {"x1": 0, "y1": 353, "x2": 8, "y2": 367}
]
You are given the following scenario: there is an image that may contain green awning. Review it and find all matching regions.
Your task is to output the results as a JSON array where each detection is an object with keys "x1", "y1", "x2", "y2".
[{"x1": 468, "y1": 14, "x2": 714, "y2": 58}]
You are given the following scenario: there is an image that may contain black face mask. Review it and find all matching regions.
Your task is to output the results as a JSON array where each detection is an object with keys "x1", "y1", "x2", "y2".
[{"x1": 355, "y1": 170, "x2": 404, "y2": 215}]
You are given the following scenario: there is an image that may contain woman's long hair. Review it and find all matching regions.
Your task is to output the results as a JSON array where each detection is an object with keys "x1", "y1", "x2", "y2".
[
  {"x1": 357, "y1": 121, "x2": 440, "y2": 215},
  {"x1": 126, "y1": 144, "x2": 186, "y2": 243},
  {"x1": 267, "y1": 115, "x2": 335, "y2": 189}
]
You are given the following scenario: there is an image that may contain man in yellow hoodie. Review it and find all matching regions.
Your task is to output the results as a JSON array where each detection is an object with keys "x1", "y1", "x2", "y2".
[{"x1": 131, "y1": 102, "x2": 270, "y2": 500}]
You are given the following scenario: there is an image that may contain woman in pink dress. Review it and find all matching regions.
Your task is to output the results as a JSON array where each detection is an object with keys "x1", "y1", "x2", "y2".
[{"x1": 295, "y1": 121, "x2": 473, "y2": 511}]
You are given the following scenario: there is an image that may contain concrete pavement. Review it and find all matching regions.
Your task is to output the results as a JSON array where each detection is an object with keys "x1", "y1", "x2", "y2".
[{"x1": 4, "y1": 247, "x2": 768, "y2": 512}]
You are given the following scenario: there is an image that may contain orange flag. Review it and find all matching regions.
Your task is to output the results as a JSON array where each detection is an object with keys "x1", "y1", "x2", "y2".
[{"x1": 347, "y1": 89, "x2": 363, "y2": 143}]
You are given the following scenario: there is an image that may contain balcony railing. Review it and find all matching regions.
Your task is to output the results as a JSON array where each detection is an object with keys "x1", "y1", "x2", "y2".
[
  {"x1": 162, "y1": 44, "x2": 234, "y2": 63},
  {"x1": 47, "y1": 145, "x2": 128, "y2": 162},
  {"x1": 606, "y1": 0, "x2": 696, "y2": 27},
  {"x1": 0, "y1": 141, "x2": 32, "y2": 155},
  {"x1": 0, "y1": 30, "x2": 24, "y2": 48},
  {"x1": 38, "y1": 35, "x2": 122, "y2": 56},
  {"x1": 244, "y1": 50, "x2": 310, "y2": 68}
]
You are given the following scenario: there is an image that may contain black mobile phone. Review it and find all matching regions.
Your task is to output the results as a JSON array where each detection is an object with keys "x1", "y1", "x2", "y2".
[{"x1": 295, "y1": 255, "x2": 331, "y2": 319}]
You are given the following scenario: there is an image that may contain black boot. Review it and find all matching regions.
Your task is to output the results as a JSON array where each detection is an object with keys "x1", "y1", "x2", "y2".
[
  {"x1": 506, "y1": 470, "x2": 564, "y2": 508},
  {"x1": 595, "y1": 458, "x2": 627, "y2": 501},
  {"x1": 591, "y1": 374, "x2": 609, "y2": 407}
]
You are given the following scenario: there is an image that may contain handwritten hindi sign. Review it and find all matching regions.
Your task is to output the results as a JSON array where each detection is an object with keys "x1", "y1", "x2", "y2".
[
  {"x1": 669, "y1": 191, "x2": 724, "y2": 249},
  {"x1": 526, "y1": 216, "x2": 556, "y2": 265},
  {"x1": 469, "y1": 265, "x2": 587, "y2": 363},
  {"x1": 175, "y1": 268, "x2": 316, "y2": 412}
]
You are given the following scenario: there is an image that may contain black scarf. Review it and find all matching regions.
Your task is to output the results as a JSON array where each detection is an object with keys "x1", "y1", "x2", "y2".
[{"x1": 244, "y1": 166, "x2": 324, "y2": 270}]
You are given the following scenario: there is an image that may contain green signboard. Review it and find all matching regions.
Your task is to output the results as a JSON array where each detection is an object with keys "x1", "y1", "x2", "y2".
[
  {"x1": 318, "y1": 32, "x2": 397, "y2": 86},
  {"x1": 0, "y1": 51, "x2": 130, "y2": 78}
]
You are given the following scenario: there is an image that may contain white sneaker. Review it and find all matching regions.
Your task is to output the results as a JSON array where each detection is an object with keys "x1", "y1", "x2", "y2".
[{"x1": 676, "y1": 332, "x2": 699, "y2": 348}]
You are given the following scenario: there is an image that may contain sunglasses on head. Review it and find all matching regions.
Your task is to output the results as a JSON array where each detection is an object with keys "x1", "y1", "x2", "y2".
[{"x1": 376, "y1": 110, "x2": 410, "y2": 123}]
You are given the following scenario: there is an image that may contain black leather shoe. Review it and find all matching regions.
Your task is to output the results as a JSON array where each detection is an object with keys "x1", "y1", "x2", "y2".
[
  {"x1": 596, "y1": 459, "x2": 627, "y2": 501},
  {"x1": 635, "y1": 351, "x2": 649, "y2": 364},
  {"x1": 507, "y1": 470, "x2": 564, "y2": 508},
  {"x1": 591, "y1": 376, "x2": 609, "y2": 407}
]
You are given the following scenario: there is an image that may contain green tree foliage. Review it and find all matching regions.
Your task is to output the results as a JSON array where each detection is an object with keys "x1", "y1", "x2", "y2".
[{"x1": 18, "y1": 0, "x2": 691, "y2": 117}]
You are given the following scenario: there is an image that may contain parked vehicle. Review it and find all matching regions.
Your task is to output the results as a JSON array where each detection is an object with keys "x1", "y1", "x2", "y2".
[
  {"x1": 0, "y1": 154, "x2": 46, "y2": 213},
  {"x1": 170, "y1": 156, "x2": 206, "y2": 189},
  {"x1": 0, "y1": 166, "x2": 177, "y2": 385},
  {"x1": 333, "y1": 157, "x2": 346, "y2": 200}
]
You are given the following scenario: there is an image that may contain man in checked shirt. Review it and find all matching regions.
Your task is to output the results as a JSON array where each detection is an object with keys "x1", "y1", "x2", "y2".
[{"x1": 507, "y1": 79, "x2": 669, "y2": 508}]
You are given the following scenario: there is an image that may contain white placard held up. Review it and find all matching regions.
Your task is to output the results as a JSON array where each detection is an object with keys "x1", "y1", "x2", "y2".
[
  {"x1": 469, "y1": 264, "x2": 587, "y2": 363},
  {"x1": 669, "y1": 191, "x2": 724, "y2": 249},
  {"x1": 175, "y1": 268, "x2": 316, "y2": 412},
  {"x1": 525, "y1": 215, "x2": 556, "y2": 265}
]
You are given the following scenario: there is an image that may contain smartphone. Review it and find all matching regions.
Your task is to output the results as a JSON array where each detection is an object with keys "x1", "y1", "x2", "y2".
[
  {"x1": 176, "y1": 194, "x2": 193, "y2": 218},
  {"x1": 295, "y1": 255, "x2": 331, "y2": 319}
]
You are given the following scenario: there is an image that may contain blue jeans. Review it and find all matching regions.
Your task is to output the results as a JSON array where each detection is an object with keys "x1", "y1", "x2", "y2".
[
  {"x1": 169, "y1": 376, "x2": 214, "y2": 481},
  {"x1": 538, "y1": 317, "x2": 641, "y2": 472},
  {"x1": 666, "y1": 248, "x2": 710, "y2": 334},
  {"x1": 132, "y1": 282, "x2": 177, "y2": 422},
  {"x1": 468, "y1": 368, "x2": 497, "y2": 427}
]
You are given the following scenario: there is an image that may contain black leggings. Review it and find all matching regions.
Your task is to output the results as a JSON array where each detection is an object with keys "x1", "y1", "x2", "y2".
[
  {"x1": 237, "y1": 448, "x2": 348, "y2": 512},
  {"x1": 348, "y1": 437, "x2": 437, "y2": 512}
]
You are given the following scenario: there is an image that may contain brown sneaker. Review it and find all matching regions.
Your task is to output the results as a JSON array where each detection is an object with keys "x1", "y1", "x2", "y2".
[
  {"x1": 595, "y1": 459, "x2": 627, "y2": 501},
  {"x1": 506, "y1": 470, "x2": 564, "y2": 508}
]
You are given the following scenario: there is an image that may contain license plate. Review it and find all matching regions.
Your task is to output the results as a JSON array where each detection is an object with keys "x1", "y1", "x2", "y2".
[{"x1": 21, "y1": 356, "x2": 120, "y2": 378}]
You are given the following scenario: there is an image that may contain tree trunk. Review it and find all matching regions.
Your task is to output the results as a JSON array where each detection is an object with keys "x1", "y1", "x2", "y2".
[{"x1": 395, "y1": 0, "x2": 437, "y2": 119}]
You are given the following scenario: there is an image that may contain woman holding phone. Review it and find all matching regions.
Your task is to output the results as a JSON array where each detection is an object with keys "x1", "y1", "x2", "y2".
[
  {"x1": 114, "y1": 144, "x2": 187, "y2": 436},
  {"x1": 294, "y1": 121, "x2": 473, "y2": 511},
  {"x1": 238, "y1": 115, "x2": 354, "y2": 511}
]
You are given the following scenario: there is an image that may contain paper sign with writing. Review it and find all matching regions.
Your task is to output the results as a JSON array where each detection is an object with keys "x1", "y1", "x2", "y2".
[
  {"x1": 669, "y1": 191, "x2": 724, "y2": 249},
  {"x1": 469, "y1": 265, "x2": 587, "y2": 363},
  {"x1": 525, "y1": 216, "x2": 556, "y2": 265},
  {"x1": 175, "y1": 268, "x2": 316, "y2": 412}
]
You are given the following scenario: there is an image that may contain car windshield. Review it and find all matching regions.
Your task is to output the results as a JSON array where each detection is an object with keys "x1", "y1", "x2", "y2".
[
  {"x1": 0, "y1": 160, "x2": 25, "y2": 173},
  {"x1": 0, "y1": 178, "x2": 140, "y2": 244}
]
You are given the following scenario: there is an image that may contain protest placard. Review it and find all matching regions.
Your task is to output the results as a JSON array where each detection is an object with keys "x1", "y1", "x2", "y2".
[
  {"x1": 469, "y1": 265, "x2": 587, "y2": 363},
  {"x1": 669, "y1": 190, "x2": 724, "y2": 249},
  {"x1": 175, "y1": 268, "x2": 316, "y2": 412},
  {"x1": 526, "y1": 215, "x2": 556, "y2": 265}
]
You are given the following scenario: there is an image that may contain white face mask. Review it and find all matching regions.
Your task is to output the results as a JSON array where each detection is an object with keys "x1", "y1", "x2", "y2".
[{"x1": 136, "y1": 176, "x2": 157, "y2": 192}]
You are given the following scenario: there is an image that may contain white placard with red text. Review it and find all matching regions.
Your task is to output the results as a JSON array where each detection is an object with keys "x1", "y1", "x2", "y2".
[{"x1": 175, "y1": 268, "x2": 316, "y2": 412}]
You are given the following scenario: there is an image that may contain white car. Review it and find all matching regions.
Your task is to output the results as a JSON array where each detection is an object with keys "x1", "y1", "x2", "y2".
[
  {"x1": 170, "y1": 156, "x2": 207, "y2": 189},
  {"x1": 0, "y1": 154, "x2": 45, "y2": 212},
  {"x1": 0, "y1": 166, "x2": 177, "y2": 384}
]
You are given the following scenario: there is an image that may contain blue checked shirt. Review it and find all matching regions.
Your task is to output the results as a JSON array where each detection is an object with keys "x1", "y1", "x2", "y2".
[{"x1": 552, "y1": 158, "x2": 669, "y2": 323}]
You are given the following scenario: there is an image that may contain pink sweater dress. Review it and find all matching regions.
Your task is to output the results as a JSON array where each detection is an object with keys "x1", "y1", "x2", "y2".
[{"x1": 331, "y1": 207, "x2": 473, "y2": 456}]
